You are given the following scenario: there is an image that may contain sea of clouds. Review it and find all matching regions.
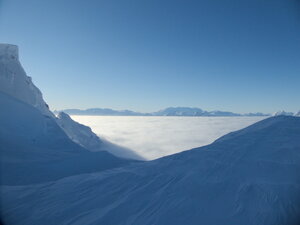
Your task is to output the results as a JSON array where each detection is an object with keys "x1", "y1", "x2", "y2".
[{"x1": 71, "y1": 116, "x2": 266, "y2": 160}]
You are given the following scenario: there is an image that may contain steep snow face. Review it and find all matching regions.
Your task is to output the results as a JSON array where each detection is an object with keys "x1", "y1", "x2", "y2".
[
  {"x1": 0, "y1": 44, "x2": 18, "y2": 60},
  {"x1": 1, "y1": 116, "x2": 300, "y2": 225},
  {"x1": 0, "y1": 44, "x2": 53, "y2": 117},
  {"x1": 56, "y1": 112, "x2": 143, "y2": 160},
  {"x1": 0, "y1": 44, "x2": 141, "y2": 185},
  {"x1": 0, "y1": 92, "x2": 136, "y2": 185},
  {"x1": 57, "y1": 112, "x2": 103, "y2": 149},
  {"x1": 0, "y1": 44, "x2": 141, "y2": 160}
]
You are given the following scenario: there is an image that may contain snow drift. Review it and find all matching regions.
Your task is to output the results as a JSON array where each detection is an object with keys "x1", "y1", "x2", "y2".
[
  {"x1": 0, "y1": 43, "x2": 144, "y2": 185},
  {"x1": 56, "y1": 112, "x2": 142, "y2": 160},
  {"x1": 0, "y1": 91, "x2": 138, "y2": 185},
  {"x1": 1, "y1": 115, "x2": 300, "y2": 225}
]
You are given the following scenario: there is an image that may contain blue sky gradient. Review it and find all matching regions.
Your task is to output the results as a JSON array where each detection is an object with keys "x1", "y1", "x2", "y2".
[{"x1": 0, "y1": 0, "x2": 299, "y2": 113}]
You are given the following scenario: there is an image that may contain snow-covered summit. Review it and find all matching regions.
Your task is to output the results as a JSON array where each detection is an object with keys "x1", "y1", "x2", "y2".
[
  {"x1": 294, "y1": 111, "x2": 300, "y2": 117},
  {"x1": 0, "y1": 44, "x2": 19, "y2": 61},
  {"x1": 0, "y1": 43, "x2": 53, "y2": 117},
  {"x1": 273, "y1": 110, "x2": 294, "y2": 116},
  {"x1": 0, "y1": 44, "x2": 142, "y2": 160}
]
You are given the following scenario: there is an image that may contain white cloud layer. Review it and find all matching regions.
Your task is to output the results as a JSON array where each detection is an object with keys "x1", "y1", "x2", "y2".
[{"x1": 71, "y1": 116, "x2": 266, "y2": 160}]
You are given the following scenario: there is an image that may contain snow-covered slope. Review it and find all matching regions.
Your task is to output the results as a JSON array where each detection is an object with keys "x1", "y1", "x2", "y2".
[
  {"x1": 0, "y1": 44, "x2": 53, "y2": 117},
  {"x1": 56, "y1": 112, "x2": 143, "y2": 160},
  {"x1": 0, "y1": 92, "x2": 136, "y2": 185},
  {"x1": 1, "y1": 116, "x2": 300, "y2": 225},
  {"x1": 0, "y1": 44, "x2": 143, "y2": 185},
  {"x1": 57, "y1": 112, "x2": 103, "y2": 149},
  {"x1": 0, "y1": 43, "x2": 141, "y2": 160}
]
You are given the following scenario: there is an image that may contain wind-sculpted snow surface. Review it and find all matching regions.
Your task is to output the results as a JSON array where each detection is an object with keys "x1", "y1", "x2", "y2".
[
  {"x1": 0, "y1": 92, "x2": 137, "y2": 185},
  {"x1": 57, "y1": 112, "x2": 143, "y2": 160},
  {"x1": 0, "y1": 44, "x2": 142, "y2": 185},
  {"x1": 1, "y1": 116, "x2": 300, "y2": 225},
  {"x1": 0, "y1": 43, "x2": 141, "y2": 160},
  {"x1": 0, "y1": 44, "x2": 53, "y2": 117}
]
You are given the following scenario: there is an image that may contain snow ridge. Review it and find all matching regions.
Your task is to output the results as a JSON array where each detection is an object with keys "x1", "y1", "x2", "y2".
[
  {"x1": 294, "y1": 111, "x2": 300, "y2": 117},
  {"x1": 0, "y1": 44, "x2": 53, "y2": 117},
  {"x1": 57, "y1": 112, "x2": 143, "y2": 160},
  {"x1": 0, "y1": 43, "x2": 141, "y2": 160}
]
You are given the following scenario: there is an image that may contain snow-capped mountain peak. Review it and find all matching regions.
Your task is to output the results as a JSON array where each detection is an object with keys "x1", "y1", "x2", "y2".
[
  {"x1": 273, "y1": 110, "x2": 294, "y2": 116},
  {"x1": 0, "y1": 44, "x2": 19, "y2": 61},
  {"x1": 0, "y1": 43, "x2": 53, "y2": 117},
  {"x1": 57, "y1": 111, "x2": 101, "y2": 146},
  {"x1": 294, "y1": 111, "x2": 300, "y2": 117},
  {"x1": 0, "y1": 44, "x2": 142, "y2": 160}
]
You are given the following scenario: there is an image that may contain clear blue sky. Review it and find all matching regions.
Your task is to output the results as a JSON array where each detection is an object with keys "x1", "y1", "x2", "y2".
[{"x1": 0, "y1": 0, "x2": 299, "y2": 113}]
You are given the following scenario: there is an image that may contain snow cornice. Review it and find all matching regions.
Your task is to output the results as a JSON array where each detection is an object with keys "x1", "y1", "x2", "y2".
[{"x1": 0, "y1": 43, "x2": 19, "y2": 60}]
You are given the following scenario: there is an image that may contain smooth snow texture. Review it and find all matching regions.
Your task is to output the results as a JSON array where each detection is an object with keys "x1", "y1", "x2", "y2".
[
  {"x1": 57, "y1": 112, "x2": 143, "y2": 160},
  {"x1": 71, "y1": 115, "x2": 266, "y2": 159},
  {"x1": 0, "y1": 92, "x2": 136, "y2": 185},
  {"x1": 1, "y1": 116, "x2": 300, "y2": 225}
]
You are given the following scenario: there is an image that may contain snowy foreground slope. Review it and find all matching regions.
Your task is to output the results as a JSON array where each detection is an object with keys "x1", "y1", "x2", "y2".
[
  {"x1": 0, "y1": 43, "x2": 145, "y2": 185},
  {"x1": 0, "y1": 92, "x2": 139, "y2": 185},
  {"x1": 1, "y1": 116, "x2": 300, "y2": 225}
]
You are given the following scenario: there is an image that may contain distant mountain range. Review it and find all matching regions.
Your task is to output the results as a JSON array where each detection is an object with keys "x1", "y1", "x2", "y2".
[{"x1": 54, "y1": 107, "x2": 271, "y2": 117}]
